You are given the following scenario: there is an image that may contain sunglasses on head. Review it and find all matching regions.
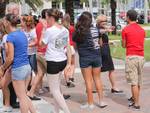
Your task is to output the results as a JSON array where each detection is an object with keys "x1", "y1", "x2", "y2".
[{"x1": 100, "y1": 20, "x2": 107, "y2": 23}]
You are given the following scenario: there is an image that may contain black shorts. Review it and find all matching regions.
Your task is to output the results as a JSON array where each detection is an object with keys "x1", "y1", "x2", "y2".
[{"x1": 47, "y1": 60, "x2": 67, "y2": 74}]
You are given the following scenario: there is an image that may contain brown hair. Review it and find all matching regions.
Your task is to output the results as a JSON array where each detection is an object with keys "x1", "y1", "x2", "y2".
[
  {"x1": 5, "y1": 13, "x2": 19, "y2": 27},
  {"x1": 46, "y1": 8, "x2": 62, "y2": 21},
  {"x1": 22, "y1": 15, "x2": 34, "y2": 28},
  {"x1": 62, "y1": 14, "x2": 71, "y2": 29},
  {"x1": 0, "y1": 19, "x2": 7, "y2": 35}
]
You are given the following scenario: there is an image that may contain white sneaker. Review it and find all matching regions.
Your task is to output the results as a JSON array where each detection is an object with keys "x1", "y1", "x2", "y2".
[
  {"x1": 99, "y1": 101, "x2": 108, "y2": 108},
  {"x1": 80, "y1": 103, "x2": 95, "y2": 110},
  {"x1": 38, "y1": 89, "x2": 44, "y2": 94},
  {"x1": 88, "y1": 104, "x2": 95, "y2": 110},
  {"x1": 3, "y1": 106, "x2": 13, "y2": 112},
  {"x1": 59, "y1": 109, "x2": 65, "y2": 113}
]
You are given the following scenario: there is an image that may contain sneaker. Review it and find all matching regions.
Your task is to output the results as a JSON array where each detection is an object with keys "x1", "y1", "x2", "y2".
[
  {"x1": 128, "y1": 97, "x2": 134, "y2": 102},
  {"x1": 59, "y1": 109, "x2": 65, "y2": 113},
  {"x1": 38, "y1": 89, "x2": 45, "y2": 94},
  {"x1": 131, "y1": 105, "x2": 140, "y2": 111},
  {"x1": 98, "y1": 101, "x2": 108, "y2": 108},
  {"x1": 69, "y1": 78, "x2": 74, "y2": 82},
  {"x1": 63, "y1": 94, "x2": 71, "y2": 100},
  {"x1": 80, "y1": 103, "x2": 95, "y2": 110},
  {"x1": 3, "y1": 106, "x2": 13, "y2": 112},
  {"x1": 129, "y1": 103, "x2": 140, "y2": 111},
  {"x1": 111, "y1": 89, "x2": 123, "y2": 94},
  {"x1": 28, "y1": 95, "x2": 41, "y2": 100},
  {"x1": 66, "y1": 82, "x2": 75, "y2": 88},
  {"x1": 11, "y1": 102, "x2": 20, "y2": 108}
]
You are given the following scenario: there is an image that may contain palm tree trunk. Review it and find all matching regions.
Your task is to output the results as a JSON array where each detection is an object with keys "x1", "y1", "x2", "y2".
[
  {"x1": 111, "y1": 0, "x2": 117, "y2": 34},
  {"x1": 65, "y1": 0, "x2": 74, "y2": 24},
  {"x1": 0, "y1": 0, "x2": 9, "y2": 18}
]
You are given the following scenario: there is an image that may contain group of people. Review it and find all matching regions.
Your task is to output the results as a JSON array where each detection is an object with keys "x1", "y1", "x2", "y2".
[{"x1": 0, "y1": 2, "x2": 145, "y2": 113}]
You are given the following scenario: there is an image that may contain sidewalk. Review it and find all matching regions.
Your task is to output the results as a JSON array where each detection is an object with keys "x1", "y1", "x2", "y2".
[{"x1": 9, "y1": 59, "x2": 150, "y2": 113}]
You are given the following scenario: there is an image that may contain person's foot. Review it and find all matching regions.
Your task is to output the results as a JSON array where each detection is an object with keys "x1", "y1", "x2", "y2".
[
  {"x1": 129, "y1": 103, "x2": 140, "y2": 110},
  {"x1": 66, "y1": 82, "x2": 75, "y2": 88},
  {"x1": 28, "y1": 95, "x2": 41, "y2": 100},
  {"x1": 11, "y1": 102, "x2": 20, "y2": 108},
  {"x1": 128, "y1": 97, "x2": 134, "y2": 102},
  {"x1": 63, "y1": 94, "x2": 71, "y2": 100},
  {"x1": 3, "y1": 106, "x2": 13, "y2": 112},
  {"x1": 80, "y1": 103, "x2": 95, "y2": 110},
  {"x1": 69, "y1": 78, "x2": 74, "y2": 82},
  {"x1": 38, "y1": 88, "x2": 45, "y2": 94},
  {"x1": 98, "y1": 101, "x2": 108, "y2": 108},
  {"x1": 111, "y1": 89, "x2": 123, "y2": 94}
]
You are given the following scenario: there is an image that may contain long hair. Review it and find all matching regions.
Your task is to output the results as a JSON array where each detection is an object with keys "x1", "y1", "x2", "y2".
[
  {"x1": 0, "y1": 19, "x2": 7, "y2": 36},
  {"x1": 62, "y1": 14, "x2": 71, "y2": 29},
  {"x1": 73, "y1": 11, "x2": 92, "y2": 43}
]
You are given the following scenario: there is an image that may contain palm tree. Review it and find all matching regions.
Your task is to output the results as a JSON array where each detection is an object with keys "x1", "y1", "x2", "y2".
[{"x1": 0, "y1": 0, "x2": 43, "y2": 18}]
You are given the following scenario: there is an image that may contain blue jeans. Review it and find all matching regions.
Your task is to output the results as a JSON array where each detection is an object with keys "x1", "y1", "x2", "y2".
[
  {"x1": 28, "y1": 54, "x2": 37, "y2": 73},
  {"x1": 11, "y1": 64, "x2": 31, "y2": 80}
]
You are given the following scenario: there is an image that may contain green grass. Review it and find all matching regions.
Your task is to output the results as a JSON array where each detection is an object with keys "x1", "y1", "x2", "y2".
[
  {"x1": 110, "y1": 40, "x2": 150, "y2": 61},
  {"x1": 108, "y1": 30, "x2": 150, "y2": 40},
  {"x1": 140, "y1": 24, "x2": 150, "y2": 27}
]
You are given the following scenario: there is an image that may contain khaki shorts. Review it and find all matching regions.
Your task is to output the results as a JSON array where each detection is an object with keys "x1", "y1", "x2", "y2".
[
  {"x1": 125, "y1": 56, "x2": 145, "y2": 86},
  {"x1": 37, "y1": 53, "x2": 47, "y2": 74}
]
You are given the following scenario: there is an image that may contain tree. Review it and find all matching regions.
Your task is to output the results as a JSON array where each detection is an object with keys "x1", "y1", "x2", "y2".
[
  {"x1": 65, "y1": 0, "x2": 74, "y2": 24},
  {"x1": 110, "y1": 0, "x2": 117, "y2": 34}
]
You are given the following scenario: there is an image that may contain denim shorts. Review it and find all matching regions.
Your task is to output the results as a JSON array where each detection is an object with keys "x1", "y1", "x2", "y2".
[
  {"x1": 11, "y1": 64, "x2": 31, "y2": 80},
  {"x1": 79, "y1": 56, "x2": 102, "y2": 68},
  {"x1": 28, "y1": 54, "x2": 38, "y2": 73}
]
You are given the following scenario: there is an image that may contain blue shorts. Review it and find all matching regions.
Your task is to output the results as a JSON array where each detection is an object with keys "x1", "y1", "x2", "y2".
[
  {"x1": 28, "y1": 54, "x2": 38, "y2": 73},
  {"x1": 11, "y1": 65, "x2": 31, "y2": 80},
  {"x1": 79, "y1": 56, "x2": 102, "y2": 68}
]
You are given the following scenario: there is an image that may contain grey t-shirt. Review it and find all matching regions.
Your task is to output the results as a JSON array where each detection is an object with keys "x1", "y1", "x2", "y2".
[{"x1": 24, "y1": 29, "x2": 37, "y2": 55}]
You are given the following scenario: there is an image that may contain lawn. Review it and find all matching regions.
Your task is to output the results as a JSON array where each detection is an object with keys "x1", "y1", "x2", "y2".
[
  {"x1": 108, "y1": 30, "x2": 150, "y2": 40},
  {"x1": 110, "y1": 40, "x2": 150, "y2": 61}
]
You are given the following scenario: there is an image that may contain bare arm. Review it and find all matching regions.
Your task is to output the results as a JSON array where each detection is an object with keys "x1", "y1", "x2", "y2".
[
  {"x1": 29, "y1": 38, "x2": 37, "y2": 47},
  {"x1": 122, "y1": 39, "x2": 126, "y2": 48},
  {"x1": 66, "y1": 43, "x2": 72, "y2": 65},
  {"x1": 0, "y1": 42, "x2": 14, "y2": 76}
]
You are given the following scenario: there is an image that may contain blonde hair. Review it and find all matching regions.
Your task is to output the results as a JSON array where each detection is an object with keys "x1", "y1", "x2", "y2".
[
  {"x1": 96, "y1": 15, "x2": 107, "y2": 24},
  {"x1": 6, "y1": 2, "x2": 20, "y2": 15}
]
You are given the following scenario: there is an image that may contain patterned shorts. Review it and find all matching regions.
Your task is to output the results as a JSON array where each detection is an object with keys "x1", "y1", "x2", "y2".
[{"x1": 125, "y1": 56, "x2": 145, "y2": 86}]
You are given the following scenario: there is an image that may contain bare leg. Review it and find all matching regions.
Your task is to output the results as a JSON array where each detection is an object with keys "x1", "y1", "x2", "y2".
[
  {"x1": 108, "y1": 70, "x2": 116, "y2": 89},
  {"x1": 131, "y1": 85, "x2": 140, "y2": 106},
  {"x1": 27, "y1": 63, "x2": 44, "y2": 97},
  {"x1": 1, "y1": 69, "x2": 11, "y2": 107},
  {"x1": 13, "y1": 80, "x2": 36, "y2": 113},
  {"x1": 81, "y1": 67, "x2": 94, "y2": 105}
]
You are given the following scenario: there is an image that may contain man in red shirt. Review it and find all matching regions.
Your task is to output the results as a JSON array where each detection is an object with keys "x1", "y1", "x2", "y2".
[{"x1": 122, "y1": 10, "x2": 145, "y2": 110}]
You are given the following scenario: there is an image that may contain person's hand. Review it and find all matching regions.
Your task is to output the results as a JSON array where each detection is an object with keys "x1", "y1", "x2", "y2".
[{"x1": 64, "y1": 64, "x2": 71, "y2": 78}]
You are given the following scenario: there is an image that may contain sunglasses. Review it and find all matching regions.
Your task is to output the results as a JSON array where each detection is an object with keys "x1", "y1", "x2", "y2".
[{"x1": 100, "y1": 20, "x2": 107, "y2": 23}]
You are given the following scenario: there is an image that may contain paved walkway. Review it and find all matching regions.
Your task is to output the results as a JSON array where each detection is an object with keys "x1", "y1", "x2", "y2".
[{"x1": 6, "y1": 59, "x2": 150, "y2": 113}]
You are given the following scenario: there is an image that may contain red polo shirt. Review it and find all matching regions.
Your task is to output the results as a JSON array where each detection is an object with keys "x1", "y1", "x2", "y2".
[
  {"x1": 122, "y1": 23, "x2": 145, "y2": 56},
  {"x1": 36, "y1": 22, "x2": 47, "y2": 54},
  {"x1": 69, "y1": 25, "x2": 75, "y2": 46}
]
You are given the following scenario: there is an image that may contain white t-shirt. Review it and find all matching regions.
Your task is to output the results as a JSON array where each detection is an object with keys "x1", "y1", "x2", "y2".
[
  {"x1": 24, "y1": 28, "x2": 37, "y2": 55},
  {"x1": 43, "y1": 26, "x2": 69, "y2": 62},
  {"x1": 0, "y1": 35, "x2": 7, "y2": 62}
]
